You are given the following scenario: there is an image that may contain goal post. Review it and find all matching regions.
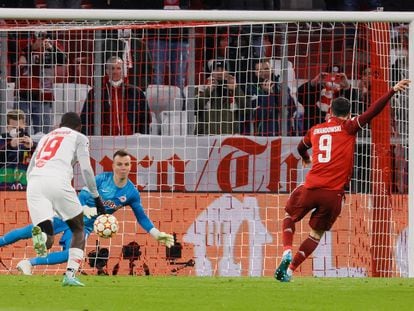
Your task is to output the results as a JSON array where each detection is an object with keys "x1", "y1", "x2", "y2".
[
  {"x1": 408, "y1": 20, "x2": 414, "y2": 279},
  {"x1": 0, "y1": 9, "x2": 413, "y2": 277}
]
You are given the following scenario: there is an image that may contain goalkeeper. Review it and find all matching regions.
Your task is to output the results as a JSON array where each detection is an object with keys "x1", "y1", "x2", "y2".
[{"x1": 0, "y1": 149, "x2": 174, "y2": 275}]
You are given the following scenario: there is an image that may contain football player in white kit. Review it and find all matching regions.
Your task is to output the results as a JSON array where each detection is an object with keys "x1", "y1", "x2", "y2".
[{"x1": 26, "y1": 112, "x2": 104, "y2": 286}]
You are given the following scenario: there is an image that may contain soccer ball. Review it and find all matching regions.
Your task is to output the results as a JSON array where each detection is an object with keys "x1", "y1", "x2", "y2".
[{"x1": 93, "y1": 214, "x2": 119, "y2": 239}]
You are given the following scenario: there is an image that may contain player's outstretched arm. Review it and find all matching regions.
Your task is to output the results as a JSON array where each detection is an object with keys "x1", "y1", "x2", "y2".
[
  {"x1": 359, "y1": 79, "x2": 411, "y2": 127},
  {"x1": 128, "y1": 187, "x2": 174, "y2": 247}
]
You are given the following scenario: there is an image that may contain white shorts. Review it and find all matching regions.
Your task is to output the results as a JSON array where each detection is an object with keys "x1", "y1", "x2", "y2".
[{"x1": 26, "y1": 176, "x2": 82, "y2": 226}]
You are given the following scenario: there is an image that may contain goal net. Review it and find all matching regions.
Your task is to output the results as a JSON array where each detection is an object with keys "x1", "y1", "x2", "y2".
[{"x1": 0, "y1": 11, "x2": 411, "y2": 277}]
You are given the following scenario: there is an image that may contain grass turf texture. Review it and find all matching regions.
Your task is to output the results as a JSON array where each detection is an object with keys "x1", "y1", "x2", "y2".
[{"x1": 1, "y1": 276, "x2": 414, "y2": 311}]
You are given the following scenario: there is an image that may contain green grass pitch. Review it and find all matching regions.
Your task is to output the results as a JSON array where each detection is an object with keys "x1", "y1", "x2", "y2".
[{"x1": 1, "y1": 276, "x2": 413, "y2": 311}]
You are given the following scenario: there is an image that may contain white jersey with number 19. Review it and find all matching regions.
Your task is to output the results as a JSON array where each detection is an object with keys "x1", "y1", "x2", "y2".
[
  {"x1": 28, "y1": 127, "x2": 89, "y2": 181},
  {"x1": 26, "y1": 126, "x2": 99, "y2": 225}
]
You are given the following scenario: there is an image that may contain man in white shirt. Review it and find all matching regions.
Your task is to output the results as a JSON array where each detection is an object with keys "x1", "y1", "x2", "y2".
[{"x1": 26, "y1": 112, "x2": 104, "y2": 287}]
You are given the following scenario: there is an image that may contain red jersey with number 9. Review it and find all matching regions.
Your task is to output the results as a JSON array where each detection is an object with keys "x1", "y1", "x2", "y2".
[{"x1": 303, "y1": 116, "x2": 362, "y2": 190}]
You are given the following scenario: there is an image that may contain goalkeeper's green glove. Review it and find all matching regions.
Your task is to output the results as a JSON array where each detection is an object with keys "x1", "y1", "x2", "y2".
[
  {"x1": 149, "y1": 228, "x2": 174, "y2": 248},
  {"x1": 83, "y1": 206, "x2": 97, "y2": 219}
]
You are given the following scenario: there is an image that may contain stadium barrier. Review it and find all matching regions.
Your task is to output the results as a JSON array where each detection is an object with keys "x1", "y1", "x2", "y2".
[{"x1": 0, "y1": 190, "x2": 408, "y2": 276}]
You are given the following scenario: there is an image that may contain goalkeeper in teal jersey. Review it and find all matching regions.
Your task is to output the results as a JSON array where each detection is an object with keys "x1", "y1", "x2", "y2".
[{"x1": 0, "y1": 149, "x2": 174, "y2": 275}]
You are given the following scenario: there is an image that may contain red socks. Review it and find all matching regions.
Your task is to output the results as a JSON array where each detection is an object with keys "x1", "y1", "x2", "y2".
[
  {"x1": 289, "y1": 235, "x2": 320, "y2": 271},
  {"x1": 282, "y1": 216, "x2": 295, "y2": 250}
]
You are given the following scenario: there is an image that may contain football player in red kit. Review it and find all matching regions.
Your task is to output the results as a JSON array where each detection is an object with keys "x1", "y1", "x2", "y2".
[{"x1": 275, "y1": 79, "x2": 410, "y2": 282}]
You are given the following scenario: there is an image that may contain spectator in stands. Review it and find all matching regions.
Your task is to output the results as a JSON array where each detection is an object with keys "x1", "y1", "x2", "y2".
[
  {"x1": 81, "y1": 56, "x2": 151, "y2": 135},
  {"x1": 0, "y1": 110, "x2": 36, "y2": 190},
  {"x1": 16, "y1": 31, "x2": 67, "y2": 134},
  {"x1": 297, "y1": 64, "x2": 350, "y2": 134},
  {"x1": 196, "y1": 59, "x2": 246, "y2": 135},
  {"x1": 247, "y1": 59, "x2": 295, "y2": 136}
]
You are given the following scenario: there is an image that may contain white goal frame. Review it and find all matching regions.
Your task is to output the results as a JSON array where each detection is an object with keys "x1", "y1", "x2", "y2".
[{"x1": 0, "y1": 8, "x2": 413, "y2": 276}]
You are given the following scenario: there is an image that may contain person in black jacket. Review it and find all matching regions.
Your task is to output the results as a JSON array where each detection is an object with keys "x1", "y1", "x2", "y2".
[{"x1": 81, "y1": 56, "x2": 151, "y2": 135}]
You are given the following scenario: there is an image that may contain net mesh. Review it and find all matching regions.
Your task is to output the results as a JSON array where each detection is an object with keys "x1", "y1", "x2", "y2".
[{"x1": 0, "y1": 18, "x2": 409, "y2": 277}]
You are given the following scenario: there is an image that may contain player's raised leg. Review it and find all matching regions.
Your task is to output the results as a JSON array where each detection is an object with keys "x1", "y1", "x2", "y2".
[{"x1": 286, "y1": 231, "x2": 323, "y2": 281}]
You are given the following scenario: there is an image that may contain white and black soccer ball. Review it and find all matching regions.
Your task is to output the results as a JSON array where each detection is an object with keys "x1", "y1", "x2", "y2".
[{"x1": 93, "y1": 214, "x2": 119, "y2": 239}]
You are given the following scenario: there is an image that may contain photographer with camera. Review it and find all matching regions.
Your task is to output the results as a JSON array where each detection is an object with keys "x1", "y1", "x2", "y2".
[
  {"x1": 16, "y1": 31, "x2": 67, "y2": 135},
  {"x1": 196, "y1": 59, "x2": 246, "y2": 135},
  {"x1": 0, "y1": 109, "x2": 36, "y2": 190}
]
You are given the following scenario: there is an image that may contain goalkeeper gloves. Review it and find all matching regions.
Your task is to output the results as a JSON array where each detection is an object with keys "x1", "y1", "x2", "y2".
[
  {"x1": 94, "y1": 196, "x2": 106, "y2": 215},
  {"x1": 83, "y1": 206, "x2": 97, "y2": 219},
  {"x1": 149, "y1": 228, "x2": 174, "y2": 248}
]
